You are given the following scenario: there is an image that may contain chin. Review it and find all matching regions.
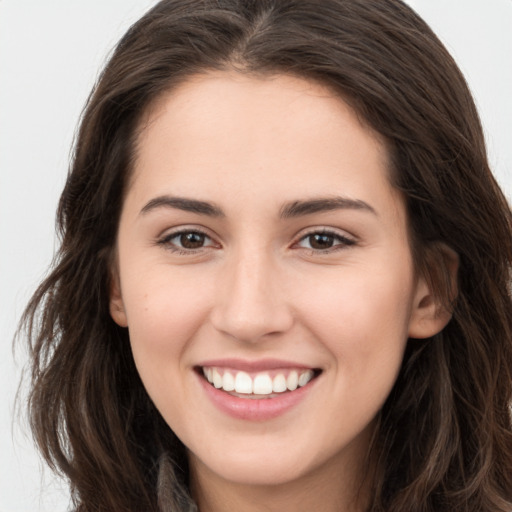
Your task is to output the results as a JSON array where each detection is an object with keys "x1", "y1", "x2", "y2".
[{"x1": 189, "y1": 444, "x2": 311, "y2": 485}]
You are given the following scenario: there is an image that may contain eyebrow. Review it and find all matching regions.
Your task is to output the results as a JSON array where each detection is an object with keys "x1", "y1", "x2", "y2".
[
  {"x1": 140, "y1": 196, "x2": 225, "y2": 217},
  {"x1": 279, "y1": 197, "x2": 377, "y2": 218},
  {"x1": 139, "y1": 195, "x2": 376, "y2": 218}
]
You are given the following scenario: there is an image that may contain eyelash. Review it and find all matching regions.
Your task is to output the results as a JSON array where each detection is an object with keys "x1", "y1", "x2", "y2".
[
  {"x1": 156, "y1": 228, "x2": 356, "y2": 255},
  {"x1": 156, "y1": 228, "x2": 216, "y2": 255},
  {"x1": 294, "y1": 229, "x2": 356, "y2": 254}
]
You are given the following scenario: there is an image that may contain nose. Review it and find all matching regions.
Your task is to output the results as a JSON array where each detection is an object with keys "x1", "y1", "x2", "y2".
[{"x1": 210, "y1": 250, "x2": 294, "y2": 343}]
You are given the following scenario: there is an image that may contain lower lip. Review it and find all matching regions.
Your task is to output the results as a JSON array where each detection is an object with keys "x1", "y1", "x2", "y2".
[{"x1": 197, "y1": 373, "x2": 317, "y2": 421}]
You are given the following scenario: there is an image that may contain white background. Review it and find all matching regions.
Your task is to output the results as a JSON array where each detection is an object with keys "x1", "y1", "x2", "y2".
[{"x1": 1, "y1": 1, "x2": 511, "y2": 511}]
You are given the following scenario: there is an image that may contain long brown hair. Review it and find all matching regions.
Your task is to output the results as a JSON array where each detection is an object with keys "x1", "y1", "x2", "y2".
[{"x1": 20, "y1": 1, "x2": 512, "y2": 510}]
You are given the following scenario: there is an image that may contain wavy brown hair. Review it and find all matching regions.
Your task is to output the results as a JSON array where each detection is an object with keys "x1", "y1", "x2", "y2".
[{"x1": 20, "y1": 0, "x2": 512, "y2": 511}]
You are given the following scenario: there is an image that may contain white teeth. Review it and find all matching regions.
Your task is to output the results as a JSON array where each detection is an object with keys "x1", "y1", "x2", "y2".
[
  {"x1": 272, "y1": 374, "x2": 287, "y2": 393},
  {"x1": 286, "y1": 371, "x2": 298, "y2": 391},
  {"x1": 222, "y1": 371, "x2": 235, "y2": 391},
  {"x1": 234, "y1": 371, "x2": 253, "y2": 394},
  {"x1": 202, "y1": 367, "x2": 317, "y2": 395},
  {"x1": 298, "y1": 369, "x2": 314, "y2": 387},
  {"x1": 253, "y1": 374, "x2": 273, "y2": 394},
  {"x1": 212, "y1": 368, "x2": 223, "y2": 389}
]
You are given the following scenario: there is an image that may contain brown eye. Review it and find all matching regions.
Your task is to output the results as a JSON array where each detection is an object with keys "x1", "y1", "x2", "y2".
[
  {"x1": 296, "y1": 230, "x2": 356, "y2": 252},
  {"x1": 179, "y1": 232, "x2": 206, "y2": 249},
  {"x1": 308, "y1": 233, "x2": 335, "y2": 250},
  {"x1": 159, "y1": 229, "x2": 216, "y2": 252}
]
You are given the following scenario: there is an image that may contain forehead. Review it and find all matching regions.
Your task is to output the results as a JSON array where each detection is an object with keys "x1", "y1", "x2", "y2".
[
  {"x1": 137, "y1": 71, "x2": 383, "y2": 151},
  {"x1": 128, "y1": 72, "x2": 401, "y2": 221}
]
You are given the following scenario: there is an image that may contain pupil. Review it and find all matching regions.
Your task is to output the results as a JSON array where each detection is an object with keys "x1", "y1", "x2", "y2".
[
  {"x1": 180, "y1": 232, "x2": 205, "y2": 249},
  {"x1": 310, "y1": 234, "x2": 334, "y2": 249}
]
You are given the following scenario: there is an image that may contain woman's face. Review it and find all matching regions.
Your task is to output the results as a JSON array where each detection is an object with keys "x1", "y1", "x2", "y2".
[{"x1": 111, "y1": 73, "x2": 444, "y2": 492}]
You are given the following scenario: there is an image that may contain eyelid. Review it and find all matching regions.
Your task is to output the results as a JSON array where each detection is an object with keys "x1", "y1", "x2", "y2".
[
  {"x1": 292, "y1": 227, "x2": 357, "y2": 252},
  {"x1": 155, "y1": 225, "x2": 356, "y2": 254},
  {"x1": 156, "y1": 225, "x2": 220, "y2": 252}
]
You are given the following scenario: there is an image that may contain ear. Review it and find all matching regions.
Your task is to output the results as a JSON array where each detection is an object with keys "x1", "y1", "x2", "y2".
[
  {"x1": 109, "y1": 267, "x2": 128, "y2": 328},
  {"x1": 408, "y1": 244, "x2": 459, "y2": 339}
]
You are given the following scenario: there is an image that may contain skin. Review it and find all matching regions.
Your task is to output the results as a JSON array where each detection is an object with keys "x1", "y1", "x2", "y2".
[{"x1": 110, "y1": 72, "x2": 451, "y2": 512}]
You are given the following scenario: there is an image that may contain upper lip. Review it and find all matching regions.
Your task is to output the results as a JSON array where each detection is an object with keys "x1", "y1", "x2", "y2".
[{"x1": 196, "y1": 358, "x2": 317, "y2": 372}]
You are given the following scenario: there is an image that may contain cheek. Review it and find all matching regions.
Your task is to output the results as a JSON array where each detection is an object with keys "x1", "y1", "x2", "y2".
[
  {"x1": 302, "y1": 273, "x2": 413, "y2": 433},
  {"x1": 121, "y1": 267, "x2": 214, "y2": 366},
  {"x1": 295, "y1": 265, "x2": 414, "y2": 375},
  {"x1": 121, "y1": 269, "x2": 216, "y2": 425}
]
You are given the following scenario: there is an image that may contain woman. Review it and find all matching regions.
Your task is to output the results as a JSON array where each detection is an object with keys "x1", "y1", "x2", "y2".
[{"x1": 20, "y1": 0, "x2": 512, "y2": 510}]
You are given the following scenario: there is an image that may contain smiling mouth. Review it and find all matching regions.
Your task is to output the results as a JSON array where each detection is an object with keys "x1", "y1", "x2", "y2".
[{"x1": 198, "y1": 366, "x2": 321, "y2": 398}]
